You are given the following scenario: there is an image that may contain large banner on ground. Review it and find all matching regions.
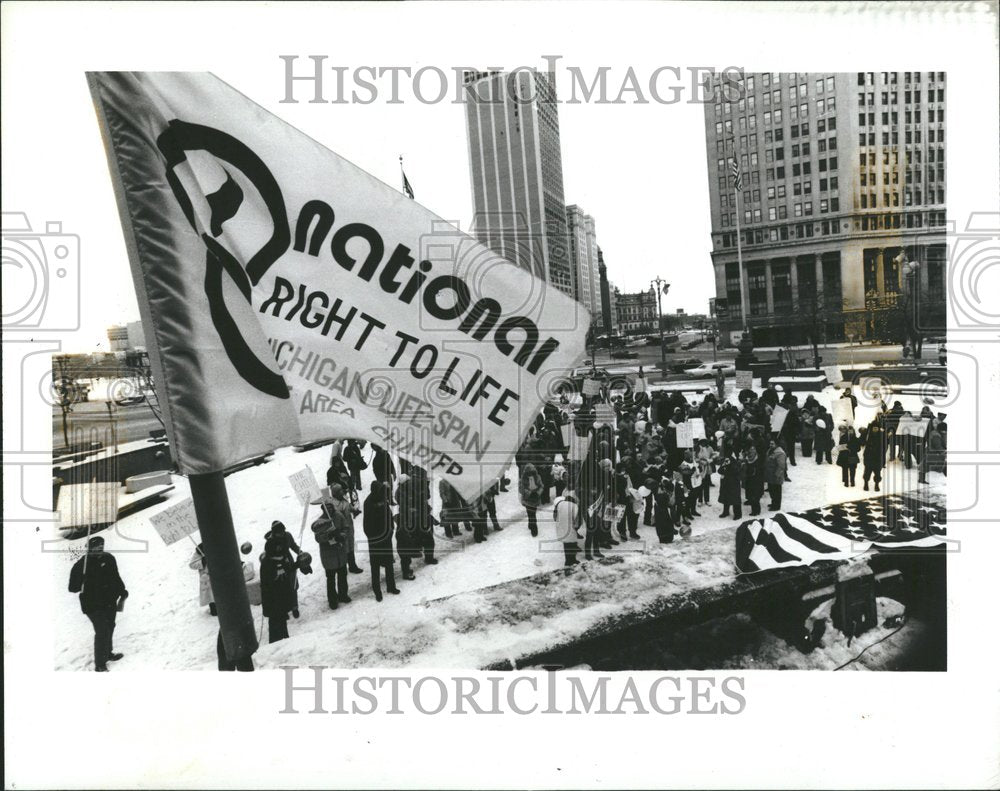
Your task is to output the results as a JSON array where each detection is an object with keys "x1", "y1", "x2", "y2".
[
  {"x1": 735, "y1": 494, "x2": 946, "y2": 574},
  {"x1": 89, "y1": 72, "x2": 590, "y2": 499}
]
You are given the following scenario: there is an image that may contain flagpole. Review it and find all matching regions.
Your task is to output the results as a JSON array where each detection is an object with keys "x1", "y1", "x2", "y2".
[
  {"x1": 190, "y1": 472, "x2": 259, "y2": 669},
  {"x1": 729, "y1": 146, "x2": 749, "y2": 334}
]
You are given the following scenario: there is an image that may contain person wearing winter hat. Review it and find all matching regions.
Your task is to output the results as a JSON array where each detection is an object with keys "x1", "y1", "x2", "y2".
[
  {"x1": 312, "y1": 486, "x2": 353, "y2": 609},
  {"x1": 260, "y1": 536, "x2": 296, "y2": 643},
  {"x1": 188, "y1": 541, "x2": 217, "y2": 616},
  {"x1": 264, "y1": 520, "x2": 301, "y2": 616},
  {"x1": 68, "y1": 535, "x2": 128, "y2": 671}
]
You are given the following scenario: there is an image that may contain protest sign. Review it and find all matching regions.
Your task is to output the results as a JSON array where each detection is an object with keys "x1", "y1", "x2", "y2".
[
  {"x1": 288, "y1": 467, "x2": 321, "y2": 507},
  {"x1": 735, "y1": 370, "x2": 753, "y2": 390},
  {"x1": 771, "y1": 405, "x2": 789, "y2": 434},
  {"x1": 676, "y1": 422, "x2": 695, "y2": 448},
  {"x1": 689, "y1": 417, "x2": 706, "y2": 440},
  {"x1": 582, "y1": 377, "x2": 601, "y2": 397},
  {"x1": 149, "y1": 498, "x2": 199, "y2": 546},
  {"x1": 832, "y1": 397, "x2": 854, "y2": 427},
  {"x1": 823, "y1": 365, "x2": 843, "y2": 387}
]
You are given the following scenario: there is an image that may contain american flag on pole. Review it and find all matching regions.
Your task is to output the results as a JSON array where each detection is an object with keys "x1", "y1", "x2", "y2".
[
  {"x1": 400, "y1": 156, "x2": 415, "y2": 199},
  {"x1": 730, "y1": 158, "x2": 743, "y2": 190},
  {"x1": 735, "y1": 494, "x2": 946, "y2": 574}
]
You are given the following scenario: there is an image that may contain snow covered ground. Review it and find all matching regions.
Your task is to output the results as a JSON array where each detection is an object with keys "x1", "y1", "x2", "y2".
[{"x1": 51, "y1": 383, "x2": 946, "y2": 671}]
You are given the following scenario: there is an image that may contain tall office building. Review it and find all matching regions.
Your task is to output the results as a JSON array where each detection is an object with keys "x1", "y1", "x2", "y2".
[
  {"x1": 598, "y1": 247, "x2": 619, "y2": 335},
  {"x1": 463, "y1": 69, "x2": 575, "y2": 297},
  {"x1": 566, "y1": 204, "x2": 601, "y2": 321},
  {"x1": 703, "y1": 71, "x2": 947, "y2": 347}
]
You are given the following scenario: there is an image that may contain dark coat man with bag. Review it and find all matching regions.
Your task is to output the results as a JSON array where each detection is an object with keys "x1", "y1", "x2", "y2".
[{"x1": 68, "y1": 535, "x2": 128, "y2": 671}]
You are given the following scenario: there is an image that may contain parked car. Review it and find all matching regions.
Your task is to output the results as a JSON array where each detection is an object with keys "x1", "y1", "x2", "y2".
[
  {"x1": 683, "y1": 361, "x2": 736, "y2": 379},
  {"x1": 669, "y1": 357, "x2": 704, "y2": 373},
  {"x1": 562, "y1": 366, "x2": 630, "y2": 394},
  {"x1": 610, "y1": 348, "x2": 639, "y2": 359}
]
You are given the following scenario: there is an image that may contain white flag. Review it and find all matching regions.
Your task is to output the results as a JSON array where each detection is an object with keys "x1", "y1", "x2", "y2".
[{"x1": 88, "y1": 72, "x2": 590, "y2": 500}]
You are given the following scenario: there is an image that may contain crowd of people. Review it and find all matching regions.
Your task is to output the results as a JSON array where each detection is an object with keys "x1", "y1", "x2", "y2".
[{"x1": 69, "y1": 377, "x2": 948, "y2": 669}]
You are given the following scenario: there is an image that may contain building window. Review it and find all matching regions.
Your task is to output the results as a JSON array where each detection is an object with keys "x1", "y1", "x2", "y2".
[
  {"x1": 772, "y1": 262, "x2": 793, "y2": 313},
  {"x1": 748, "y1": 264, "x2": 768, "y2": 316}
]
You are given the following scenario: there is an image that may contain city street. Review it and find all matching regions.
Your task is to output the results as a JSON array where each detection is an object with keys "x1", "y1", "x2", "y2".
[
  {"x1": 588, "y1": 330, "x2": 910, "y2": 373},
  {"x1": 53, "y1": 396, "x2": 164, "y2": 451}
]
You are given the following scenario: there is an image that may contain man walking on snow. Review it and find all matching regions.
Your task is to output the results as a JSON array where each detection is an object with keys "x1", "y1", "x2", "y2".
[{"x1": 68, "y1": 535, "x2": 128, "y2": 671}]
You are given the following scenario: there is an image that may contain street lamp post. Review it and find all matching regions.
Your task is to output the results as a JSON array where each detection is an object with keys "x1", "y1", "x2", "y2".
[
  {"x1": 651, "y1": 277, "x2": 670, "y2": 376},
  {"x1": 902, "y1": 259, "x2": 921, "y2": 359}
]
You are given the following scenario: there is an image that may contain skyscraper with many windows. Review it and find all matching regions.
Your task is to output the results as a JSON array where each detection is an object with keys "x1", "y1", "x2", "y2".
[
  {"x1": 566, "y1": 204, "x2": 600, "y2": 320},
  {"x1": 463, "y1": 70, "x2": 574, "y2": 297},
  {"x1": 703, "y1": 71, "x2": 947, "y2": 348}
]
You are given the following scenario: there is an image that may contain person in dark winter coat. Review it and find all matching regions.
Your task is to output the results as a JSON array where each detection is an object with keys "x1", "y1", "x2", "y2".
[
  {"x1": 718, "y1": 455, "x2": 743, "y2": 519},
  {"x1": 398, "y1": 470, "x2": 438, "y2": 565},
  {"x1": 371, "y1": 444, "x2": 396, "y2": 502},
  {"x1": 483, "y1": 481, "x2": 503, "y2": 533},
  {"x1": 260, "y1": 536, "x2": 296, "y2": 643},
  {"x1": 764, "y1": 440, "x2": 788, "y2": 510},
  {"x1": 68, "y1": 535, "x2": 128, "y2": 671},
  {"x1": 326, "y1": 444, "x2": 351, "y2": 489},
  {"x1": 861, "y1": 422, "x2": 887, "y2": 491},
  {"x1": 264, "y1": 521, "x2": 300, "y2": 616},
  {"x1": 343, "y1": 439, "x2": 367, "y2": 491},
  {"x1": 799, "y1": 408, "x2": 816, "y2": 458},
  {"x1": 836, "y1": 426, "x2": 861, "y2": 486},
  {"x1": 742, "y1": 446, "x2": 764, "y2": 516},
  {"x1": 813, "y1": 409, "x2": 834, "y2": 464},
  {"x1": 654, "y1": 479, "x2": 676, "y2": 543},
  {"x1": 363, "y1": 481, "x2": 399, "y2": 601},
  {"x1": 438, "y1": 478, "x2": 472, "y2": 540},
  {"x1": 519, "y1": 462, "x2": 544, "y2": 537}
]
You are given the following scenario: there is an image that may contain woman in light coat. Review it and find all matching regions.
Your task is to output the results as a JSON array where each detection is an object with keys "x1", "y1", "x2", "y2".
[{"x1": 188, "y1": 543, "x2": 215, "y2": 615}]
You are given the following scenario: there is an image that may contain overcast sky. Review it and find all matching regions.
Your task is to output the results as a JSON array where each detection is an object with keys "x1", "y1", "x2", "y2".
[
  {"x1": 3, "y1": 4, "x2": 722, "y2": 353},
  {"x1": 5, "y1": 2, "x2": 995, "y2": 354}
]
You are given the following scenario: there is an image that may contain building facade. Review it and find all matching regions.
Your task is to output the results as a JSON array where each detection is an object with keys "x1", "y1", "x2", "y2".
[
  {"x1": 566, "y1": 204, "x2": 601, "y2": 320},
  {"x1": 703, "y1": 71, "x2": 947, "y2": 347},
  {"x1": 107, "y1": 325, "x2": 129, "y2": 352},
  {"x1": 615, "y1": 289, "x2": 658, "y2": 335},
  {"x1": 463, "y1": 70, "x2": 575, "y2": 297},
  {"x1": 107, "y1": 321, "x2": 145, "y2": 352},
  {"x1": 597, "y1": 247, "x2": 619, "y2": 335}
]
